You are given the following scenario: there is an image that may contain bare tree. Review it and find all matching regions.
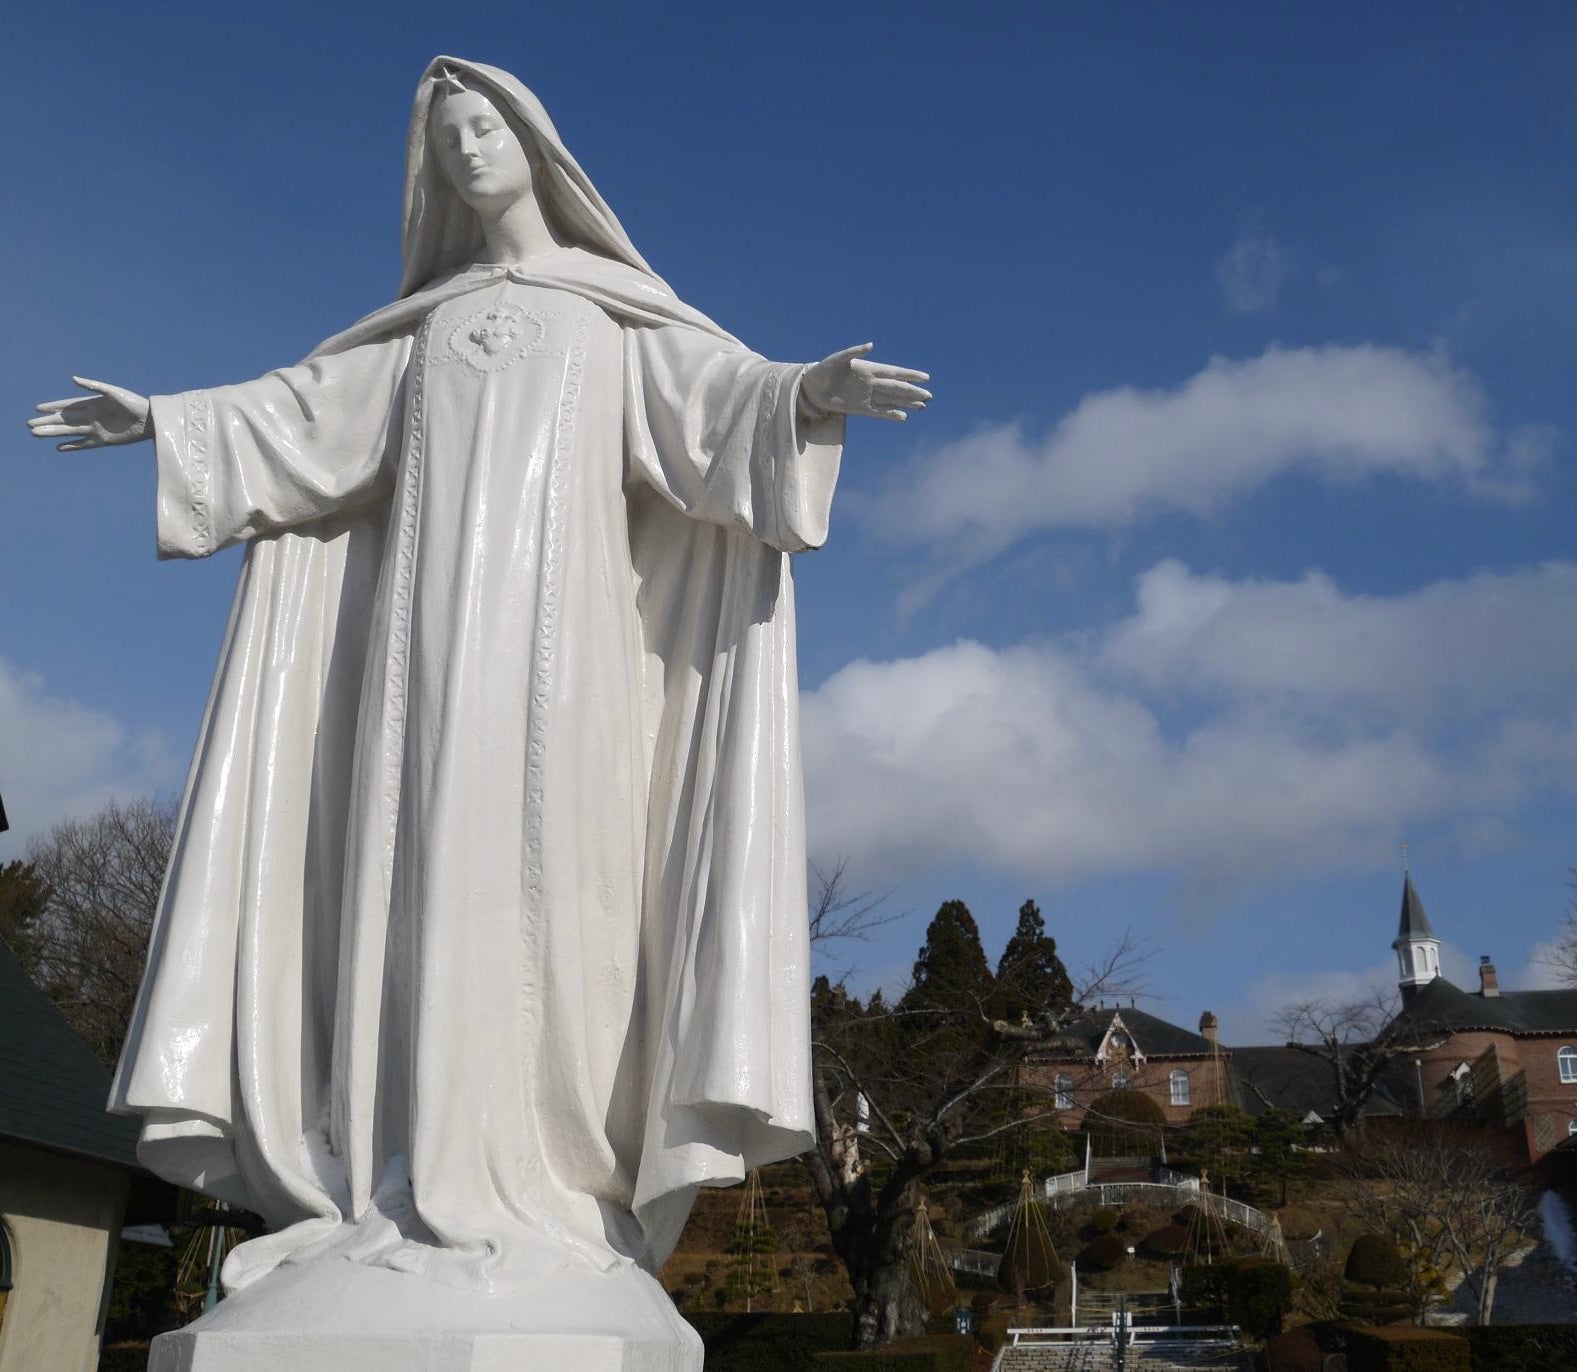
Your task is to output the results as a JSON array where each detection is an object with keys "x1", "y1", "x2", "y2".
[
  {"x1": 800, "y1": 864, "x2": 1146, "y2": 1348},
  {"x1": 1272, "y1": 990, "x2": 1444, "y2": 1135},
  {"x1": 1340, "y1": 1129, "x2": 1537, "y2": 1326},
  {"x1": 24, "y1": 795, "x2": 175, "y2": 1067},
  {"x1": 1538, "y1": 867, "x2": 1577, "y2": 988}
]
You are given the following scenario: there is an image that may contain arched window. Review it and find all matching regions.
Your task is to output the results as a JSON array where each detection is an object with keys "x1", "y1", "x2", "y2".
[
  {"x1": 1569, "y1": 1118, "x2": 1577, "y2": 1137},
  {"x1": 1170, "y1": 1069, "x2": 1191, "y2": 1107},
  {"x1": 1054, "y1": 1075, "x2": 1074, "y2": 1111},
  {"x1": 1112, "y1": 1072, "x2": 1130, "y2": 1090},
  {"x1": 1559, "y1": 1046, "x2": 1577, "y2": 1084}
]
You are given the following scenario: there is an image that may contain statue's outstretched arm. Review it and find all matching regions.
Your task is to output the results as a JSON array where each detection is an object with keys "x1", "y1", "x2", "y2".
[
  {"x1": 28, "y1": 378, "x2": 150, "y2": 451},
  {"x1": 799, "y1": 343, "x2": 929, "y2": 424}
]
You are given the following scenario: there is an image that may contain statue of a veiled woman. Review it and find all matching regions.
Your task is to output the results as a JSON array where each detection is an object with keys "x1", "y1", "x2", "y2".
[{"x1": 29, "y1": 56, "x2": 927, "y2": 1370}]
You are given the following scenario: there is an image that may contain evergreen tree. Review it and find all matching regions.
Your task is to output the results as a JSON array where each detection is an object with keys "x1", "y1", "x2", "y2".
[
  {"x1": 902, "y1": 899, "x2": 993, "y2": 1011},
  {"x1": 1251, "y1": 1107, "x2": 1307, "y2": 1206},
  {"x1": 993, "y1": 899, "x2": 1073, "y2": 1021},
  {"x1": 0, "y1": 860, "x2": 49, "y2": 971}
]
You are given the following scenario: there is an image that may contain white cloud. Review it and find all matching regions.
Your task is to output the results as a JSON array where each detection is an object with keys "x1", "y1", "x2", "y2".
[
  {"x1": 1216, "y1": 229, "x2": 1289, "y2": 314},
  {"x1": 801, "y1": 562, "x2": 1575, "y2": 890},
  {"x1": 0, "y1": 656, "x2": 177, "y2": 851},
  {"x1": 871, "y1": 345, "x2": 1553, "y2": 559},
  {"x1": 1100, "y1": 559, "x2": 1576, "y2": 721}
]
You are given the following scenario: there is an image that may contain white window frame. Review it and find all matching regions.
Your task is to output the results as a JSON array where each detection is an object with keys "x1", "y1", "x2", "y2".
[
  {"x1": 1559, "y1": 1046, "x2": 1577, "y2": 1084},
  {"x1": 1054, "y1": 1075, "x2": 1074, "y2": 1111},
  {"x1": 1170, "y1": 1069, "x2": 1191, "y2": 1107}
]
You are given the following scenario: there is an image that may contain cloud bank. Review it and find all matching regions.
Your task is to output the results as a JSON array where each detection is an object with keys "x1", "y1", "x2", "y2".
[
  {"x1": 872, "y1": 344, "x2": 1553, "y2": 560},
  {"x1": 801, "y1": 562, "x2": 1575, "y2": 888},
  {"x1": 0, "y1": 656, "x2": 177, "y2": 851}
]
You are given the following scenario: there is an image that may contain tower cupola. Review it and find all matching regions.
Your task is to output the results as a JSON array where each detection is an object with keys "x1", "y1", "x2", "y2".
[{"x1": 1392, "y1": 870, "x2": 1441, "y2": 1004}]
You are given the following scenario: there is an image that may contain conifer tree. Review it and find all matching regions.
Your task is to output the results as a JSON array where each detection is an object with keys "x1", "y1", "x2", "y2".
[
  {"x1": 903, "y1": 899, "x2": 993, "y2": 1011},
  {"x1": 994, "y1": 899, "x2": 1073, "y2": 1021}
]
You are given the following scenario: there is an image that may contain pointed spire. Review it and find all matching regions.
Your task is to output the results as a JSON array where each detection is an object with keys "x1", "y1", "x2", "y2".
[{"x1": 1394, "y1": 871, "x2": 1436, "y2": 944}]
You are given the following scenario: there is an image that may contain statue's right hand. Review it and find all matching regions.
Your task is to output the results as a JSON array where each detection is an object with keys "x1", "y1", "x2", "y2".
[{"x1": 28, "y1": 377, "x2": 151, "y2": 451}]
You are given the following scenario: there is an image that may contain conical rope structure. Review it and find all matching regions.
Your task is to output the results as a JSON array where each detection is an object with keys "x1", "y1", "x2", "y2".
[
  {"x1": 908, "y1": 1197, "x2": 959, "y2": 1317},
  {"x1": 726, "y1": 1169, "x2": 780, "y2": 1312},
  {"x1": 997, "y1": 1169, "x2": 1059, "y2": 1301}
]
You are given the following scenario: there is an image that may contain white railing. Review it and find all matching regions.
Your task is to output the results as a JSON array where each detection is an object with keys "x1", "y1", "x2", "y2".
[
  {"x1": 1154, "y1": 1166, "x2": 1200, "y2": 1190},
  {"x1": 1006, "y1": 1321, "x2": 1243, "y2": 1346},
  {"x1": 1045, "y1": 1168, "x2": 1087, "y2": 1195}
]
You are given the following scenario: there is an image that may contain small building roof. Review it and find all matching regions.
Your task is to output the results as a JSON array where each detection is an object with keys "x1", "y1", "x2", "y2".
[
  {"x1": 1048, "y1": 1005, "x2": 1218, "y2": 1060},
  {"x1": 1392, "y1": 872, "x2": 1437, "y2": 947},
  {"x1": 0, "y1": 938, "x2": 142, "y2": 1169}
]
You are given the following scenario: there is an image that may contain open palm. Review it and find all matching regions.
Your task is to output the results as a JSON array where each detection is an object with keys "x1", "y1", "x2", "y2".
[{"x1": 28, "y1": 377, "x2": 150, "y2": 451}]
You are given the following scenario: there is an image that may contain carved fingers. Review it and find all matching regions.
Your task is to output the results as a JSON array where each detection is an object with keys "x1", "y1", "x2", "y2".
[
  {"x1": 28, "y1": 377, "x2": 151, "y2": 451},
  {"x1": 804, "y1": 343, "x2": 932, "y2": 423}
]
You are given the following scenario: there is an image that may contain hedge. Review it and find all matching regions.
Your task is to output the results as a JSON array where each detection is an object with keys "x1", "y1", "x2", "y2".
[
  {"x1": 1463, "y1": 1324, "x2": 1577, "y2": 1371},
  {"x1": 1261, "y1": 1326, "x2": 1325, "y2": 1372},
  {"x1": 1346, "y1": 1233, "x2": 1410, "y2": 1291},
  {"x1": 1081, "y1": 1234, "x2": 1128, "y2": 1270},
  {"x1": 686, "y1": 1312, "x2": 853, "y2": 1371},
  {"x1": 1346, "y1": 1325, "x2": 1469, "y2": 1372},
  {"x1": 813, "y1": 1334, "x2": 974, "y2": 1370},
  {"x1": 1180, "y1": 1258, "x2": 1294, "y2": 1339}
]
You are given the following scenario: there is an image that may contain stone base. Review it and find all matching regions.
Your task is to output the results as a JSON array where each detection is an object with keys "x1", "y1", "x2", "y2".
[{"x1": 148, "y1": 1250, "x2": 703, "y2": 1371}]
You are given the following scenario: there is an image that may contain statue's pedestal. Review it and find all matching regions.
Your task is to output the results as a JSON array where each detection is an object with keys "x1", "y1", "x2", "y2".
[{"x1": 148, "y1": 1252, "x2": 703, "y2": 1371}]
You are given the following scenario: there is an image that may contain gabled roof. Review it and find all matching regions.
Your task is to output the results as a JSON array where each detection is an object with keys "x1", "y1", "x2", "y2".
[
  {"x1": 1048, "y1": 1005, "x2": 1217, "y2": 1060},
  {"x1": 1392, "y1": 873, "x2": 1436, "y2": 946},
  {"x1": 1394, "y1": 975, "x2": 1577, "y2": 1037},
  {"x1": 0, "y1": 938, "x2": 142, "y2": 1169}
]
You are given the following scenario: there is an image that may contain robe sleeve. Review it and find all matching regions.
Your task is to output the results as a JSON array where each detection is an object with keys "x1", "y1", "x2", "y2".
[
  {"x1": 623, "y1": 323, "x2": 845, "y2": 553},
  {"x1": 148, "y1": 334, "x2": 413, "y2": 559}
]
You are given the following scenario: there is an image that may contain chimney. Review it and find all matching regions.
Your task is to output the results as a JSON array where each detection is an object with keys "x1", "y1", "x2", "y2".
[
  {"x1": 1479, "y1": 956, "x2": 1500, "y2": 998},
  {"x1": 1199, "y1": 1011, "x2": 1220, "y2": 1046}
]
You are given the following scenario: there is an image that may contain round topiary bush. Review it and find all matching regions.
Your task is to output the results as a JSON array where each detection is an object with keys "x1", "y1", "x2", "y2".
[
  {"x1": 1088, "y1": 1206, "x2": 1120, "y2": 1234},
  {"x1": 1081, "y1": 1234, "x2": 1128, "y2": 1271},
  {"x1": 1085, "y1": 1088, "x2": 1167, "y2": 1158},
  {"x1": 1345, "y1": 1232, "x2": 1409, "y2": 1291},
  {"x1": 1143, "y1": 1224, "x2": 1188, "y2": 1259}
]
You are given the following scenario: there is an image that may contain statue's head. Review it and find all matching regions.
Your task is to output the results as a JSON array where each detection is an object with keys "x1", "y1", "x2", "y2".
[
  {"x1": 429, "y1": 73, "x2": 540, "y2": 218},
  {"x1": 401, "y1": 57, "x2": 655, "y2": 298}
]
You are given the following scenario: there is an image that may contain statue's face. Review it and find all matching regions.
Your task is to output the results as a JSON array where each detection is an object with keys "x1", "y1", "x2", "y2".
[{"x1": 431, "y1": 88, "x2": 536, "y2": 211}]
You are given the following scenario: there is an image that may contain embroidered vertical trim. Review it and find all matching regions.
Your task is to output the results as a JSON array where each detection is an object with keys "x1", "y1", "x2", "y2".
[
  {"x1": 516, "y1": 304, "x2": 590, "y2": 1201},
  {"x1": 184, "y1": 391, "x2": 215, "y2": 554},
  {"x1": 382, "y1": 316, "x2": 433, "y2": 867}
]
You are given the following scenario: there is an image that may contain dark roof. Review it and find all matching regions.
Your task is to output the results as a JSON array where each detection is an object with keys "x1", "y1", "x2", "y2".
[
  {"x1": 1229, "y1": 1045, "x2": 1403, "y2": 1122},
  {"x1": 1395, "y1": 975, "x2": 1577, "y2": 1038},
  {"x1": 0, "y1": 939, "x2": 142, "y2": 1168},
  {"x1": 1051, "y1": 1005, "x2": 1217, "y2": 1059},
  {"x1": 1392, "y1": 873, "x2": 1436, "y2": 946}
]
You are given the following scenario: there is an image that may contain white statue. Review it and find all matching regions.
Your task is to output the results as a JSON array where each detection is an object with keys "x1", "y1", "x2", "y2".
[{"x1": 29, "y1": 57, "x2": 927, "y2": 1370}]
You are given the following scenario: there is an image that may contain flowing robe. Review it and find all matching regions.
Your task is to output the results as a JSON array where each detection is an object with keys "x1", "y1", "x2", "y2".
[{"x1": 110, "y1": 255, "x2": 842, "y2": 1290}]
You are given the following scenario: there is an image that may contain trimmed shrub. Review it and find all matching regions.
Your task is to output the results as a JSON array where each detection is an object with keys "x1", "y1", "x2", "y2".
[
  {"x1": 1087, "y1": 1206, "x2": 1120, "y2": 1234},
  {"x1": 813, "y1": 1334, "x2": 975, "y2": 1370},
  {"x1": 1081, "y1": 1234, "x2": 1128, "y2": 1270},
  {"x1": 1085, "y1": 1087, "x2": 1167, "y2": 1158},
  {"x1": 1346, "y1": 1325, "x2": 1469, "y2": 1372},
  {"x1": 1142, "y1": 1223, "x2": 1188, "y2": 1259},
  {"x1": 688, "y1": 1312, "x2": 853, "y2": 1371},
  {"x1": 1346, "y1": 1233, "x2": 1410, "y2": 1291},
  {"x1": 1463, "y1": 1325, "x2": 1577, "y2": 1371}
]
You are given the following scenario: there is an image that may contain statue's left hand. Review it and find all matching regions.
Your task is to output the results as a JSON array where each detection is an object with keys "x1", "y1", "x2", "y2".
[
  {"x1": 28, "y1": 377, "x2": 151, "y2": 451},
  {"x1": 801, "y1": 343, "x2": 930, "y2": 423}
]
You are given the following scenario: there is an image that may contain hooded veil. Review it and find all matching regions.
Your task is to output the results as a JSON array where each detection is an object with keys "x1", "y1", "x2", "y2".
[{"x1": 110, "y1": 56, "x2": 831, "y2": 1285}]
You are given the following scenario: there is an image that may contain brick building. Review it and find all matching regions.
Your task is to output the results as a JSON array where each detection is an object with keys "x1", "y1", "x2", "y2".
[
  {"x1": 1020, "y1": 1005, "x2": 1235, "y2": 1129},
  {"x1": 1385, "y1": 873, "x2": 1577, "y2": 1160}
]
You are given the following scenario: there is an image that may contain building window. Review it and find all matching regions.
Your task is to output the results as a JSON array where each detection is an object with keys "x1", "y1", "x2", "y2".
[
  {"x1": 1569, "y1": 1119, "x2": 1577, "y2": 1137},
  {"x1": 1112, "y1": 1073, "x2": 1130, "y2": 1090},
  {"x1": 1560, "y1": 1046, "x2": 1577, "y2": 1084},
  {"x1": 1170, "y1": 1069, "x2": 1191, "y2": 1107},
  {"x1": 1054, "y1": 1075, "x2": 1074, "y2": 1111}
]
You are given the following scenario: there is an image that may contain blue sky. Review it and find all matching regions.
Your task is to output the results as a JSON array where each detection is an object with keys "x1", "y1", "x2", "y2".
[{"x1": 2, "y1": 3, "x2": 1572, "y2": 1041}]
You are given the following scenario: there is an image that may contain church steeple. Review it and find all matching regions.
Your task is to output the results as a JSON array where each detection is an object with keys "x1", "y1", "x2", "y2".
[{"x1": 1392, "y1": 865, "x2": 1441, "y2": 1004}]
